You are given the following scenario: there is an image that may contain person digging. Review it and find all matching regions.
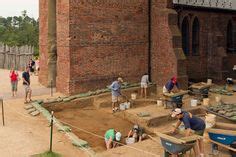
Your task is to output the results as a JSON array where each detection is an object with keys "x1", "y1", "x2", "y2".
[
  {"x1": 110, "y1": 77, "x2": 123, "y2": 113},
  {"x1": 171, "y1": 108, "x2": 205, "y2": 157},
  {"x1": 104, "y1": 129, "x2": 122, "y2": 150},
  {"x1": 127, "y1": 124, "x2": 146, "y2": 142}
]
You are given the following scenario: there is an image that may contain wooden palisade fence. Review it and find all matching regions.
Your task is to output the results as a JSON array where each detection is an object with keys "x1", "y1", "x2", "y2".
[{"x1": 0, "y1": 43, "x2": 34, "y2": 71}]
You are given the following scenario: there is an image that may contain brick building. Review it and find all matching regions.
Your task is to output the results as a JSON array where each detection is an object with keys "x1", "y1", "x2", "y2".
[{"x1": 39, "y1": 0, "x2": 236, "y2": 95}]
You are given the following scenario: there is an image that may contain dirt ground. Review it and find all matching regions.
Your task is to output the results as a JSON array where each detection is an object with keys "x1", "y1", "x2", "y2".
[
  {"x1": 0, "y1": 69, "x2": 88, "y2": 157},
  {"x1": 1, "y1": 68, "x2": 235, "y2": 157},
  {"x1": 52, "y1": 106, "x2": 134, "y2": 152}
]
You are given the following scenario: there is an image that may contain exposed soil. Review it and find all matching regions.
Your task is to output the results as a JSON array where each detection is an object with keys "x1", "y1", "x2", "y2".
[{"x1": 53, "y1": 106, "x2": 134, "y2": 152}]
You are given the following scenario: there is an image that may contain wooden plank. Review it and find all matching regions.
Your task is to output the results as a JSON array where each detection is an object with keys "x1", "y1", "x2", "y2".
[
  {"x1": 155, "y1": 132, "x2": 186, "y2": 144},
  {"x1": 209, "y1": 139, "x2": 236, "y2": 152},
  {"x1": 163, "y1": 90, "x2": 189, "y2": 97},
  {"x1": 208, "y1": 128, "x2": 236, "y2": 136},
  {"x1": 215, "y1": 122, "x2": 236, "y2": 131},
  {"x1": 181, "y1": 135, "x2": 202, "y2": 142},
  {"x1": 190, "y1": 82, "x2": 212, "y2": 90}
]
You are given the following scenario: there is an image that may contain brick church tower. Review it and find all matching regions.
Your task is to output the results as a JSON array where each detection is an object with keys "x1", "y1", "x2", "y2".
[{"x1": 39, "y1": 0, "x2": 236, "y2": 95}]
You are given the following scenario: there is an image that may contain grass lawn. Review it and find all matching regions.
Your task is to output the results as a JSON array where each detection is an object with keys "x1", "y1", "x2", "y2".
[{"x1": 32, "y1": 151, "x2": 62, "y2": 157}]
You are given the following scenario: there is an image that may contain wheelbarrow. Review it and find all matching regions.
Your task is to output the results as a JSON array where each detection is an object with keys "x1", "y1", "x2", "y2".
[
  {"x1": 189, "y1": 82, "x2": 212, "y2": 101},
  {"x1": 155, "y1": 132, "x2": 201, "y2": 157},
  {"x1": 208, "y1": 128, "x2": 236, "y2": 156},
  {"x1": 163, "y1": 90, "x2": 188, "y2": 108}
]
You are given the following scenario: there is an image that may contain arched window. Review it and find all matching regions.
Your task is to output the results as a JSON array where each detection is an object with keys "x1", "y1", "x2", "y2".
[
  {"x1": 227, "y1": 20, "x2": 234, "y2": 52},
  {"x1": 182, "y1": 17, "x2": 190, "y2": 55},
  {"x1": 192, "y1": 17, "x2": 200, "y2": 55}
]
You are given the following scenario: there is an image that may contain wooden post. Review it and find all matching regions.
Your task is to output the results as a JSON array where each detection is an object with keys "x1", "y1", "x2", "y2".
[
  {"x1": 49, "y1": 111, "x2": 54, "y2": 152},
  {"x1": 1, "y1": 99, "x2": 5, "y2": 126}
]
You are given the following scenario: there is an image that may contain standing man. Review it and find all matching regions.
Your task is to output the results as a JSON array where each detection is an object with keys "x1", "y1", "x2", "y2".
[
  {"x1": 110, "y1": 77, "x2": 123, "y2": 113},
  {"x1": 163, "y1": 76, "x2": 180, "y2": 94},
  {"x1": 22, "y1": 67, "x2": 32, "y2": 103},
  {"x1": 140, "y1": 73, "x2": 149, "y2": 98},
  {"x1": 172, "y1": 108, "x2": 205, "y2": 157}
]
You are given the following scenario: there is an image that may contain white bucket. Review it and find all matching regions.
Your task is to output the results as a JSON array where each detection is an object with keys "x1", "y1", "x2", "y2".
[
  {"x1": 119, "y1": 103, "x2": 126, "y2": 111},
  {"x1": 131, "y1": 93, "x2": 137, "y2": 100},
  {"x1": 126, "y1": 137, "x2": 135, "y2": 144},
  {"x1": 124, "y1": 102, "x2": 131, "y2": 109},
  {"x1": 207, "y1": 79, "x2": 212, "y2": 85},
  {"x1": 205, "y1": 114, "x2": 216, "y2": 128},
  {"x1": 191, "y1": 99, "x2": 198, "y2": 107},
  {"x1": 203, "y1": 98, "x2": 210, "y2": 106},
  {"x1": 215, "y1": 96, "x2": 221, "y2": 103},
  {"x1": 157, "y1": 100, "x2": 163, "y2": 107}
]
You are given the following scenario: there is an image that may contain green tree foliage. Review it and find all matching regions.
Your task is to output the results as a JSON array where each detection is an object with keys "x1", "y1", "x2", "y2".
[{"x1": 0, "y1": 10, "x2": 39, "y2": 56}]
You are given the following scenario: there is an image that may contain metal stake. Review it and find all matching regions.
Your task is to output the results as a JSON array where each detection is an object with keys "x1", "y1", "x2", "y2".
[
  {"x1": 51, "y1": 80, "x2": 53, "y2": 97},
  {"x1": 49, "y1": 111, "x2": 54, "y2": 152}
]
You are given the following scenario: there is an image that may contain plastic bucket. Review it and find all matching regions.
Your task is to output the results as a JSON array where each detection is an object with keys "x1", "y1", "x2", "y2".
[
  {"x1": 124, "y1": 102, "x2": 131, "y2": 109},
  {"x1": 126, "y1": 137, "x2": 135, "y2": 144},
  {"x1": 131, "y1": 93, "x2": 137, "y2": 100},
  {"x1": 207, "y1": 79, "x2": 212, "y2": 85},
  {"x1": 191, "y1": 99, "x2": 198, "y2": 107},
  {"x1": 215, "y1": 96, "x2": 221, "y2": 103},
  {"x1": 205, "y1": 114, "x2": 216, "y2": 127},
  {"x1": 203, "y1": 98, "x2": 210, "y2": 106},
  {"x1": 119, "y1": 103, "x2": 126, "y2": 111},
  {"x1": 157, "y1": 100, "x2": 163, "y2": 107}
]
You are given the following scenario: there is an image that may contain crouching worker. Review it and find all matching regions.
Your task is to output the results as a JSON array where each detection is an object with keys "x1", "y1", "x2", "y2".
[
  {"x1": 104, "y1": 129, "x2": 122, "y2": 150},
  {"x1": 171, "y1": 108, "x2": 205, "y2": 157},
  {"x1": 128, "y1": 124, "x2": 146, "y2": 142},
  {"x1": 163, "y1": 76, "x2": 180, "y2": 94}
]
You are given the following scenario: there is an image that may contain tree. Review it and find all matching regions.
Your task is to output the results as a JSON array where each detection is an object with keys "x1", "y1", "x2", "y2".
[{"x1": 0, "y1": 10, "x2": 39, "y2": 56}]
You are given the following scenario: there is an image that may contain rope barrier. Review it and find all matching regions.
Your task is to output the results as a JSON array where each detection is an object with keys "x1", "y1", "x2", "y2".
[
  {"x1": 3, "y1": 102, "x2": 160, "y2": 156},
  {"x1": 56, "y1": 118, "x2": 160, "y2": 157}
]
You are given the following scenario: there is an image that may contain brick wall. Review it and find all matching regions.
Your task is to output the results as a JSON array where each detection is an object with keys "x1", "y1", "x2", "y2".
[
  {"x1": 66, "y1": 0, "x2": 149, "y2": 94},
  {"x1": 39, "y1": 0, "x2": 236, "y2": 95},
  {"x1": 38, "y1": 0, "x2": 49, "y2": 86},
  {"x1": 151, "y1": 0, "x2": 188, "y2": 89},
  {"x1": 56, "y1": 0, "x2": 71, "y2": 94},
  {"x1": 179, "y1": 10, "x2": 236, "y2": 81}
]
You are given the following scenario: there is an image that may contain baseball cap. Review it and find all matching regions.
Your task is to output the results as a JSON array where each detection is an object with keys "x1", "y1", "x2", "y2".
[
  {"x1": 118, "y1": 77, "x2": 123, "y2": 83},
  {"x1": 171, "y1": 108, "x2": 182, "y2": 117},
  {"x1": 115, "y1": 132, "x2": 122, "y2": 141},
  {"x1": 133, "y1": 124, "x2": 139, "y2": 130}
]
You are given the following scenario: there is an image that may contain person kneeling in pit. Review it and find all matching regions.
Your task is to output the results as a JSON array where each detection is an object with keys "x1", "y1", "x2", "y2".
[
  {"x1": 127, "y1": 124, "x2": 146, "y2": 142},
  {"x1": 104, "y1": 129, "x2": 122, "y2": 150}
]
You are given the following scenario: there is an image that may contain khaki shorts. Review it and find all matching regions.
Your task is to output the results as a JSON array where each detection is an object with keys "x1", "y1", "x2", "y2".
[
  {"x1": 24, "y1": 85, "x2": 31, "y2": 94},
  {"x1": 163, "y1": 86, "x2": 168, "y2": 93},
  {"x1": 141, "y1": 83, "x2": 148, "y2": 88},
  {"x1": 195, "y1": 129, "x2": 205, "y2": 136},
  {"x1": 112, "y1": 95, "x2": 120, "y2": 103}
]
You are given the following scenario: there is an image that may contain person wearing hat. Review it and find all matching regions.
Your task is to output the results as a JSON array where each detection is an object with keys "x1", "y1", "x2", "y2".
[
  {"x1": 110, "y1": 77, "x2": 123, "y2": 113},
  {"x1": 127, "y1": 124, "x2": 146, "y2": 142},
  {"x1": 171, "y1": 108, "x2": 205, "y2": 157},
  {"x1": 163, "y1": 76, "x2": 180, "y2": 94},
  {"x1": 104, "y1": 129, "x2": 122, "y2": 150}
]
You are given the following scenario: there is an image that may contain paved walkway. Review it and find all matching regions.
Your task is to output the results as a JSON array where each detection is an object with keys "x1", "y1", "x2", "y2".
[{"x1": 0, "y1": 69, "x2": 87, "y2": 157}]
